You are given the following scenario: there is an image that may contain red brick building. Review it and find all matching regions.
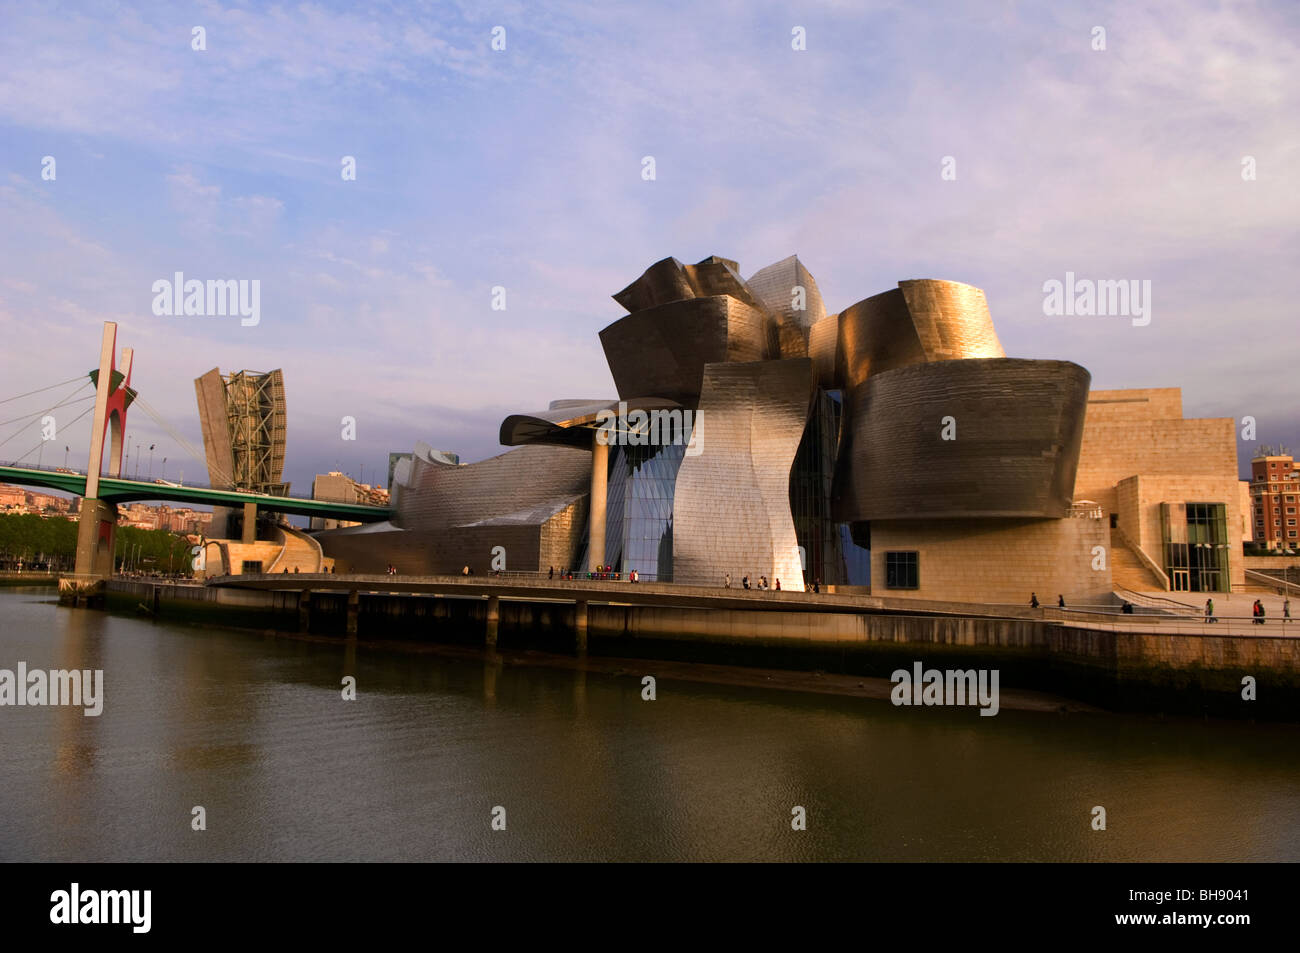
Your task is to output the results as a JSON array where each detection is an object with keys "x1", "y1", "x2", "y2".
[{"x1": 1250, "y1": 449, "x2": 1300, "y2": 550}]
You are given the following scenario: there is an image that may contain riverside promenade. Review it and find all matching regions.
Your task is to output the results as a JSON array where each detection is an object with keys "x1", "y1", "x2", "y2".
[{"x1": 97, "y1": 571, "x2": 1300, "y2": 720}]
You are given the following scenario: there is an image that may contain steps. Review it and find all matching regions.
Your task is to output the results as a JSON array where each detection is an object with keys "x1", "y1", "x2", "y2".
[
  {"x1": 1111, "y1": 539, "x2": 1164, "y2": 591},
  {"x1": 269, "y1": 527, "x2": 323, "y2": 574}
]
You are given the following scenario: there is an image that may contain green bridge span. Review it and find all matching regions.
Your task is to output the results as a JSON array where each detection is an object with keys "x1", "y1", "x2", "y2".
[{"x1": 0, "y1": 464, "x2": 393, "y2": 523}]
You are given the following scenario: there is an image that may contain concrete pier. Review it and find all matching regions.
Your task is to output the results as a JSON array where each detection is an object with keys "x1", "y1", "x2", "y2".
[
  {"x1": 575, "y1": 599, "x2": 588, "y2": 656},
  {"x1": 346, "y1": 589, "x2": 360, "y2": 637},
  {"x1": 485, "y1": 595, "x2": 500, "y2": 649}
]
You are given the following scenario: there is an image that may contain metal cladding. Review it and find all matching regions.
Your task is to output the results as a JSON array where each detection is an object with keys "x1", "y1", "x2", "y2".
[
  {"x1": 394, "y1": 443, "x2": 591, "y2": 532},
  {"x1": 835, "y1": 279, "x2": 1004, "y2": 389},
  {"x1": 339, "y1": 254, "x2": 1099, "y2": 593},
  {"x1": 746, "y1": 255, "x2": 826, "y2": 359},
  {"x1": 612, "y1": 255, "x2": 766, "y2": 314},
  {"x1": 672, "y1": 358, "x2": 814, "y2": 590},
  {"x1": 499, "y1": 397, "x2": 685, "y2": 448},
  {"x1": 808, "y1": 313, "x2": 839, "y2": 388},
  {"x1": 599, "y1": 295, "x2": 776, "y2": 404},
  {"x1": 832, "y1": 358, "x2": 1092, "y2": 521}
]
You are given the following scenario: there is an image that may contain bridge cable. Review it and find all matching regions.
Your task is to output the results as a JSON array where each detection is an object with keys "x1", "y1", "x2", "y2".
[
  {"x1": 11, "y1": 400, "x2": 97, "y2": 465},
  {"x1": 130, "y1": 393, "x2": 236, "y2": 488},
  {"x1": 0, "y1": 375, "x2": 87, "y2": 406},
  {"x1": 0, "y1": 381, "x2": 95, "y2": 450}
]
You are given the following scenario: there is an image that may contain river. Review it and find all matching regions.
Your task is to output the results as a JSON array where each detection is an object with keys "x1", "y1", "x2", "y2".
[{"x1": 1, "y1": 588, "x2": 1297, "y2": 862}]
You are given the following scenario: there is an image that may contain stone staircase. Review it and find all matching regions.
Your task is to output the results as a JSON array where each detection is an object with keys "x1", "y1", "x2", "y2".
[
  {"x1": 1111, "y1": 539, "x2": 1165, "y2": 591},
  {"x1": 269, "y1": 526, "x2": 324, "y2": 574}
]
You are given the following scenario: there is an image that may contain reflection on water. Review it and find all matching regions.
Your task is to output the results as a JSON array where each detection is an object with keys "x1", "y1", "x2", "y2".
[{"x1": 0, "y1": 588, "x2": 1297, "y2": 862}]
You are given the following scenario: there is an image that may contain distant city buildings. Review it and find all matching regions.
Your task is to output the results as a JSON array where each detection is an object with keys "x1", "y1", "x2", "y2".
[
  {"x1": 1249, "y1": 448, "x2": 1300, "y2": 551},
  {"x1": 0, "y1": 484, "x2": 75, "y2": 517},
  {"x1": 310, "y1": 471, "x2": 390, "y2": 530},
  {"x1": 0, "y1": 483, "x2": 211, "y2": 533}
]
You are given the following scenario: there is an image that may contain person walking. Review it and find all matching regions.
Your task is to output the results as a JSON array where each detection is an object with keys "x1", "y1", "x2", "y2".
[
  {"x1": 1030, "y1": 593, "x2": 1040, "y2": 609},
  {"x1": 1057, "y1": 594, "x2": 1065, "y2": 608},
  {"x1": 742, "y1": 575, "x2": 750, "y2": 590},
  {"x1": 1285, "y1": 597, "x2": 1292, "y2": 623},
  {"x1": 724, "y1": 573, "x2": 731, "y2": 589},
  {"x1": 548, "y1": 566, "x2": 554, "y2": 580},
  {"x1": 1204, "y1": 598, "x2": 1214, "y2": 623},
  {"x1": 775, "y1": 579, "x2": 781, "y2": 591}
]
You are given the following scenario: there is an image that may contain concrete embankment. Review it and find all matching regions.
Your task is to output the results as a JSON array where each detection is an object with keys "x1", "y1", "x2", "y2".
[{"x1": 103, "y1": 579, "x2": 1300, "y2": 721}]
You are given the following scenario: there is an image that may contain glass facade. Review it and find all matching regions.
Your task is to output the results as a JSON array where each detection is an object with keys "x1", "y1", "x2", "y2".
[
  {"x1": 574, "y1": 439, "x2": 687, "y2": 582},
  {"x1": 789, "y1": 389, "x2": 870, "y2": 586},
  {"x1": 1162, "y1": 501, "x2": 1230, "y2": 592}
]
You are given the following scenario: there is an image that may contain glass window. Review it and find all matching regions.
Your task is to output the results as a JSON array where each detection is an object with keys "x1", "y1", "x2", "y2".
[{"x1": 884, "y1": 551, "x2": 919, "y2": 589}]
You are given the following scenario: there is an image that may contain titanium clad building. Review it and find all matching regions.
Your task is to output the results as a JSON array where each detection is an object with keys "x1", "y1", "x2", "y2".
[{"x1": 315, "y1": 253, "x2": 1241, "y2": 603}]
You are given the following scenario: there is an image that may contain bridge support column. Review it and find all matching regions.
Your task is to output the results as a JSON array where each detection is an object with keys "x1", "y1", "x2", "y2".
[
  {"x1": 574, "y1": 599, "x2": 588, "y2": 656},
  {"x1": 298, "y1": 590, "x2": 311, "y2": 633},
  {"x1": 485, "y1": 595, "x2": 500, "y2": 649},
  {"x1": 73, "y1": 498, "x2": 118, "y2": 577},
  {"x1": 242, "y1": 502, "x2": 257, "y2": 544},
  {"x1": 346, "y1": 590, "x2": 360, "y2": 637}
]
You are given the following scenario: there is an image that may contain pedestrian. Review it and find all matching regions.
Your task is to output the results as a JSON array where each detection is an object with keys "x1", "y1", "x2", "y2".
[
  {"x1": 1122, "y1": 601, "x2": 1133, "y2": 614},
  {"x1": 775, "y1": 579, "x2": 781, "y2": 591},
  {"x1": 462, "y1": 565, "x2": 469, "y2": 576},
  {"x1": 1057, "y1": 594, "x2": 1065, "y2": 608},
  {"x1": 1030, "y1": 592, "x2": 1040, "y2": 609},
  {"x1": 742, "y1": 575, "x2": 750, "y2": 590},
  {"x1": 548, "y1": 566, "x2": 554, "y2": 580},
  {"x1": 1258, "y1": 601, "x2": 1266, "y2": 625},
  {"x1": 813, "y1": 577, "x2": 821, "y2": 594},
  {"x1": 724, "y1": 572, "x2": 731, "y2": 589},
  {"x1": 1285, "y1": 597, "x2": 1292, "y2": 622},
  {"x1": 1204, "y1": 598, "x2": 1214, "y2": 622}
]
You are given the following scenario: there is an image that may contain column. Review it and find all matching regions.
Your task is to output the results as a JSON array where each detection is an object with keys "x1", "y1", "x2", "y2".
[
  {"x1": 485, "y1": 595, "x2": 500, "y2": 649},
  {"x1": 242, "y1": 501, "x2": 257, "y2": 544},
  {"x1": 588, "y1": 432, "x2": 608, "y2": 572}
]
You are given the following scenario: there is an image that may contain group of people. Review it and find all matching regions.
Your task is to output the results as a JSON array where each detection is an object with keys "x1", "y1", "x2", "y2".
[
  {"x1": 1250, "y1": 598, "x2": 1291, "y2": 624},
  {"x1": 721, "y1": 572, "x2": 815, "y2": 592},
  {"x1": 546, "y1": 565, "x2": 635, "y2": 582},
  {"x1": 1028, "y1": 593, "x2": 1067, "y2": 609}
]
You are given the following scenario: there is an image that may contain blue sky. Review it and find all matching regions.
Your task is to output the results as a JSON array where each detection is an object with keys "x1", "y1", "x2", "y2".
[{"x1": 1, "y1": 0, "x2": 1296, "y2": 489}]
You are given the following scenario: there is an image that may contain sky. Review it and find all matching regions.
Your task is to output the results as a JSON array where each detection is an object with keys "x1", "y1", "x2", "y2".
[{"x1": 0, "y1": 0, "x2": 1296, "y2": 492}]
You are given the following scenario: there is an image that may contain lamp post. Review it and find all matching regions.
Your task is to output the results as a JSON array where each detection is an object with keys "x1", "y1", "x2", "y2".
[{"x1": 148, "y1": 444, "x2": 155, "y2": 481}]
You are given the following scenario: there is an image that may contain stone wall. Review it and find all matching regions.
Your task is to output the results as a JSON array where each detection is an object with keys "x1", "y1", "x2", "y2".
[{"x1": 868, "y1": 516, "x2": 1113, "y2": 605}]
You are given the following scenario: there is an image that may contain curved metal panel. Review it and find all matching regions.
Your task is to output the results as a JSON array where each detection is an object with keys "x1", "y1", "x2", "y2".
[
  {"x1": 897, "y1": 279, "x2": 1003, "y2": 362},
  {"x1": 835, "y1": 279, "x2": 1005, "y2": 389},
  {"x1": 672, "y1": 358, "x2": 814, "y2": 590},
  {"x1": 832, "y1": 358, "x2": 1091, "y2": 521},
  {"x1": 808, "y1": 312, "x2": 839, "y2": 389},
  {"x1": 746, "y1": 255, "x2": 826, "y2": 359},
  {"x1": 499, "y1": 397, "x2": 684, "y2": 447},
  {"x1": 394, "y1": 444, "x2": 592, "y2": 531},
  {"x1": 612, "y1": 255, "x2": 764, "y2": 314},
  {"x1": 599, "y1": 295, "x2": 775, "y2": 404}
]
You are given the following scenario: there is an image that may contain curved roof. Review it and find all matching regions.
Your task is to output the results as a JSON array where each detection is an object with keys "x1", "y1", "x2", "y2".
[{"x1": 499, "y1": 397, "x2": 686, "y2": 447}]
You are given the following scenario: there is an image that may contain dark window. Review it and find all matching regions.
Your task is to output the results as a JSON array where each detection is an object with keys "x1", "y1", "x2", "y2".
[
  {"x1": 240, "y1": 560, "x2": 263, "y2": 574},
  {"x1": 884, "y1": 551, "x2": 919, "y2": 589}
]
